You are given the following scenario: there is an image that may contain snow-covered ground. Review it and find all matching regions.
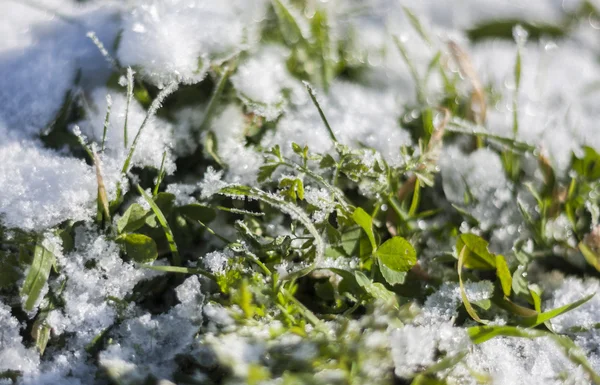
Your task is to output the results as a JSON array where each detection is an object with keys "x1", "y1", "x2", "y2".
[{"x1": 2, "y1": 0, "x2": 600, "y2": 384}]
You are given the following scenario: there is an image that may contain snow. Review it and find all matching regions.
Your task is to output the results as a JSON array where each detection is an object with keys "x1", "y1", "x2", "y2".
[
  {"x1": 118, "y1": 0, "x2": 268, "y2": 88},
  {"x1": 1, "y1": 0, "x2": 600, "y2": 383},
  {"x1": 0, "y1": 1, "x2": 120, "y2": 138},
  {"x1": 99, "y1": 276, "x2": 204, "y2": 381},
  {"x1": 391, "y1": 323, "x2": 470, "y2": 378},
  {"x1": 202, "y1": 249, "x2": 232, "y2": 275},
  {"x1": 0, "y1": 301, "x2": 39, "y2": 374},
  {"x1": 544, "y1": 276, "x2": 600, "y2": 333},
  {"x1": 261, "y1": 81, "x2": 412, "y2": 167},
  {"x1": 206, "y1": 105, "x2": 263, "y2": 184},
  {"x1": 79, "y1": 86, "x2": 176, "y2": 174},
  {"x1": 48, "y1": 228, "x2": 154, "y2": 348},
  {"x1": 231, "y1": 46, "x2": 303, "y2": 121},
  {"x1": 419, "y1": 281, "x2": 494, "y2": 324},
  {"x1": 0, "y1": 138, "x2": 96, "y2": 231}
]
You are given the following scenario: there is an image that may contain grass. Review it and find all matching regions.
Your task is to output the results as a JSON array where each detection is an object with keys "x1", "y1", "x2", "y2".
[{"x1": 3, "y1": 1, "x2": 600, "y2": 385}]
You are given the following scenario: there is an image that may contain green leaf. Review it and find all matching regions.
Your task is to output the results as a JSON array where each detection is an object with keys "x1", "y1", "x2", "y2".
[
  {"x1": 319, "y1": 154, "x2": 336, "y2": 168},
  {"x1": 340, "y1": 227, "x2": 361, "y2": 256},
  {"x1": 179, "y1": 204, "x2": 216, "y2": 223},
  {"x1": 21, "y1": 239, "x2": 56, "y2": 312},
  {"x1": 511, "y1": 265, "x2": 530, "y2": 296},
  {"x1": 495, "y1": 254, "x2": 512, "y2": 296},
  {"x1": 456, "y1": 233, "x2": 496, "y2": 270},
  {"x1": 291, "y1": 142, "x2": 303, "y2": 155},
  {"x1": 529, "y1": 284, "x2": 542, "y2": 313},
  {"x1": 271, "y1": 0, "x2": 308, "y2": 46},
  {"x1": 375, "y1": 236, "x2": 417, "y2": 273},
  {"x1": 352, "y1": 207, "x2": 376, "y2": 250},
  {"x1": 573, "y1": 146, "x2": 600, "y2": 180},
  {"x1": 295, "y1": 179, "x2": 304, "y2": 200},
  {"x1": 118, "y1": 233, "x2": 158, "y2": 263},
  {"x1": 355, "y1": 271, "x2": 397, "y2": 307},
  {"x1": 257, "y1": 163, "x2": 279, "y2": 183},
  {"x1": 117, "y1": 203, "x2": 148, "y2": 234},
  {"x1": 379, "y1": 263, "x2": 407, "y2": 286},
  {"x1": 137, "y1": 185, "x2": 180, "y2": 265}
]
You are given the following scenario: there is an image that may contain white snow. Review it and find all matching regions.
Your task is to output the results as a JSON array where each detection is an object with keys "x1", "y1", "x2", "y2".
[
  {"x1": 0, "y1": 138, "x2": 96, "y2": 231},
  {"x1": 118, "y1": 0, "x2": 268, "y2": 88},
  {"x1": 261, "y1": 81, "x2": 412, "y2": 167}
]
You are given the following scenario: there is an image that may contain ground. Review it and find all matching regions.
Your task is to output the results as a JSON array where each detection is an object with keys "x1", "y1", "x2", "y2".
[{"x1": 2, "y1": 1, "x2": 600, "y2": 384}]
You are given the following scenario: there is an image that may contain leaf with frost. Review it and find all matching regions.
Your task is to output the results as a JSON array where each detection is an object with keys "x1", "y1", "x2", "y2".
[{"x1": 118, "y1": 233, "x2": 158, "y2": 264}]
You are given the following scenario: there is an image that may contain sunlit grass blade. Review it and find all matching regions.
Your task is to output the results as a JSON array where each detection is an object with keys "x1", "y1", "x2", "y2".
[
  {"x1": 21, "y1": 238, "x2": 56, "y2": 312},
  {"x1": 122, "y1": 80, "x2": 179, "y2": 175},
  {"x1": 458, "y1": 246, "x2": 489, "y2": 324},
  {"x1": 93, "y1": 151, "x2": 110, "y2": 222},
  {"x1": 448, "y1": 118, "x2": 535, "y2": 152},
  {"x1": 303, "y1": 81, "x2": 337, "y2": 143},
  {"x1": 271, "y1": 0, "x2": 309, "y2": 46},
  {"x1": 402, "y1": 6, "x2": 432, "y2": 46},
  {"x1": 86, "y1": 31, "x2": 119, "y2": 69},
  {"x1": 100, "y1": 95, "x2": 112, "y2": 152},
  {"x1": 140, "y1": 264, "x2": 215, "y2": 281},
  {"x1": 123, "y1": 67, "x2": 134, "y2": 149},
  {"x1": 153, "y1": 151, "x2": 167, "y2": 196}
]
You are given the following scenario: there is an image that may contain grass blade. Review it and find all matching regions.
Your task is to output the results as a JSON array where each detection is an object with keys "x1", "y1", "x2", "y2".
[
  {"x1": 458, "y1": 246, "x2": 489, "y2": 324},
  {"x1": 122, "y1": 80, "x2": 178, "y2": 175},
  {"x1": 402, "y1": 6, "x2": 432, "y2": 46},
  {"x1": 123, "y1": 67, "x2": 134, "y2": 149},
  {"x1": 100, "y1": 95, "x2": 112, "y2": 152},
  {"x1": 199, "y1": 65, "x2": 233, "y2": 134},
  {"x1": 153, "y1": 151, "x2": 167, "y2": 196},
  {"x1": 137, "y1": 185, "x2": 180, "y2": 265},
  {"x1": 303, "y1": 81, "x2": 337, "y2": 143},
  {"x1": 93, "y1": 151, "x2": 110, "y2": 221},
  {"x1": 21, "y1": 238, "x2": 56, "y2": 312}
]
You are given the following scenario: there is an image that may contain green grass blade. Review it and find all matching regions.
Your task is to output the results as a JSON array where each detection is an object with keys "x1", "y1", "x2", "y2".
[
  {"x1": 21, "y1": 239, "x2": 56, "y2": 312},
  {"x1": 270, "y1": 0, "x2": 308, "y2": 45},
  {"x1": 122, "y1": 80, "x2": 179, "y2": 175},
  {"x1": 137, "y1": 185, "x2": 180, "y2": 265},
  {"x1": 393, "y1": 35, "x2": 425, "y2": 104},
  {"x1": 521, "y1": 293, "x2": 594, "y2": 328},
  {"x1": 402, "y1": 6, "x2": 432, "y2": 45},
  {"x1": 303, "y1": 81, "x2": 337, "y2": 143},
  {"x1": 100, "y1": 95, "x2": 112, "y2": 152},
  {"x1": 123, "y1": 67, "x2": 134, "y2": 149},
  {"x1": 199, "y1": 65, "x2": 233, "y2": 133},
  {"x1": 153, "y1": 151, "x2": 167, "y2": 196},
  {"x1": 139, "y1": 264, "x2": 215, "y2": 281}
]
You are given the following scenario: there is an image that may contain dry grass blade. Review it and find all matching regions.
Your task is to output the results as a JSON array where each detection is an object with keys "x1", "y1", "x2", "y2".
[
  {"x1": 93, "y1": 151, "x2": 110, "y2": 221},
  {"x1": 448, "y1": 41, "x2": 487, "y2": 125}
]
